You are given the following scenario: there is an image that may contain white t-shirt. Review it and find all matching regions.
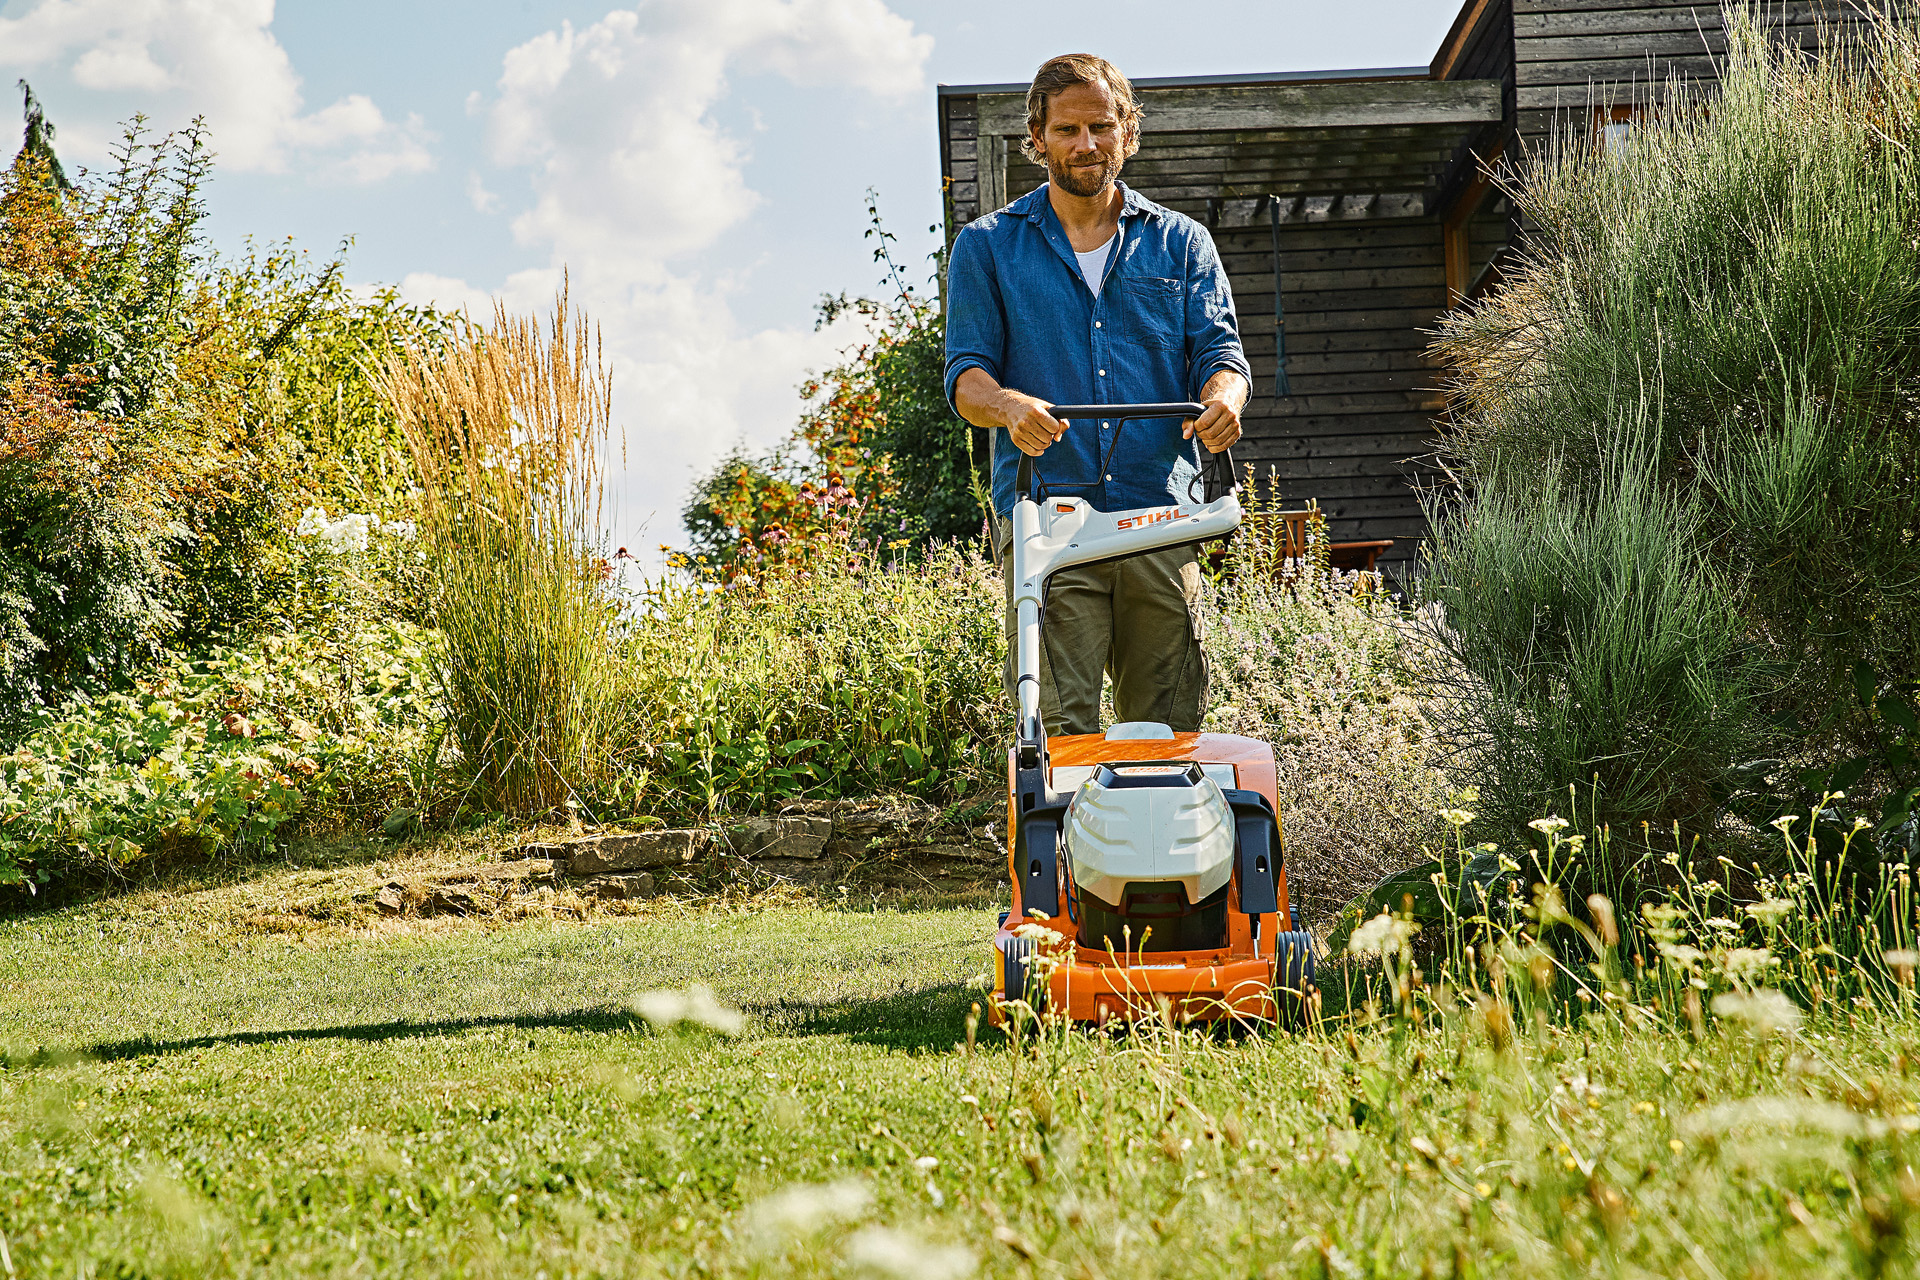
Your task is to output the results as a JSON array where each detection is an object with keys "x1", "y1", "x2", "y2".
[{"x1": 1075, "y1": 234, "x2": 1116, "y2": 297}]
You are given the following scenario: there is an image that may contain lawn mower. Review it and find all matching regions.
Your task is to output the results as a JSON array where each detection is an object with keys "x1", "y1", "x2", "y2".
[{"x1": 989, "y1": 403, "x2": 1315, "y2": 1029}]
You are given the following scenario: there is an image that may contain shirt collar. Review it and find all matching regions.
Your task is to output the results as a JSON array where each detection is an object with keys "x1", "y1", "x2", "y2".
[{"x1": 1013, "y1": 180, "x2": 1162, "y2": 225}]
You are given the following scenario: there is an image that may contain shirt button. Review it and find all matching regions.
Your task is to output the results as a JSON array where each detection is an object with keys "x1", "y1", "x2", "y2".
[
  {"x1": 1094, "y1": 321, "x2": 1103, "y2": 328},
  {"x1": 1102, "y1": 422, "x2": 1110, "y2": 429},
  {"x1": 1105, "y1": 474, "x2": 1114, "y2": 481},
  {"x1": 1098, "y1": 369, "x2": 1106, "y2": 376}
]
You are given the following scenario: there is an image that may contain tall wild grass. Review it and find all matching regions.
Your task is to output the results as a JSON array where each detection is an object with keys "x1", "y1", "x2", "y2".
[
  {"x1": 1427, "y1": 5, "x2": 1920, "y2": 837},
  {"x1": 377, "y1": 292, "x2": 625, "y2": 817}
]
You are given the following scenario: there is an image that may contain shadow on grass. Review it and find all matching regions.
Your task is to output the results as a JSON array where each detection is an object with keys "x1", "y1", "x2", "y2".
[
  {"x1": 749, "y1": 981, "x2": 977, "y2": 1054},
  {"x1": 54, "y1": 985, "x2": 978, "y2": 1067},
  {"x1": 68, "y1": 1007, "x2": 642, "y2": 1065}
]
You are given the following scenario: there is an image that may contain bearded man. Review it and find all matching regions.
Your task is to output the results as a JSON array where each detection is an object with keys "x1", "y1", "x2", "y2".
[{"x1": 945, "y1": 53, "x2": 1252, "y2": 737}]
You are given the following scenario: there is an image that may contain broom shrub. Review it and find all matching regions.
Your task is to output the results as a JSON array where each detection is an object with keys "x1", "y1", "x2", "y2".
[{"x1": 1427, "y1": 5, "x2": 1920, "y2": 839}]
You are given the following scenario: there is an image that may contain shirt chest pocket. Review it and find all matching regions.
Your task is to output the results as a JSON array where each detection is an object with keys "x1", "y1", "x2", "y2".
[{"x1": 1120, "y1": 276, "x2": 1185, "y2": 351}]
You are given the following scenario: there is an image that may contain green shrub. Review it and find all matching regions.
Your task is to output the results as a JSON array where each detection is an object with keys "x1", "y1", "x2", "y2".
[
  {"x1": 0, "y1": 619, "x2": 440, "y2": 891},
  {"x1": 1428, "y1": 6, "x2": 1920, "y2": 834},
  {"x1": 0, "y1": 118, "x2": 449, "y2": 721},
  {"x1": 625, "y1": 538, "x2": 1002, "y2": 817}
]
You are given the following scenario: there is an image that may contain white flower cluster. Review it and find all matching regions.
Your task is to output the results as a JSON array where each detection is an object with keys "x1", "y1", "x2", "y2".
[{"x1": 295, "y1": 507, "x2": 416, "y2": 555}]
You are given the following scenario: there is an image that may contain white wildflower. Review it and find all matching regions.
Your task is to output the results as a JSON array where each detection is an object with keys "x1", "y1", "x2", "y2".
[
  {"x1": 1720, "y1": 947, "x2": 1775, "y2": 984},
  {"x1": 845, "y1": 1225, "x2": 976, "y2": 1280},
  {"x1": 1441, "y1": 808, "x2": 1476, "y2": 828},
  {"x1": 630, "y1": 983, "x2": 745, "y2": 1035},
  {"x1": 911, "y1": 1156, "x2": 939, "y2": 1173},
  {"x1": 1529, "y1": 816, "x2": 1571, "y2": 835},
  {"x1": 1711, "y1": 988, "x2": 1802, "y2": 1035},
  {"x1": 739, "y1": 1180, "x2": 870, "y2": 1252},
  {"x1": 1680, "y1": 1096, "x2": 1919, "y2": 1139},
  {"x1": 295, "y1": 505, "x2": 329, "y2": 537},
  {"x1": 1745, "y1": 899, "x2": 1794, "y2": 927},
  {"x1": 1012, "y1": 922, "x2": 1064, "y2": 945},
  {"x1": 1347, "y1": 911, "x2": 1415, "y2": 957},
  {"x1": 1657, "y1": 941, "x2": 1707, "y2": 970}
]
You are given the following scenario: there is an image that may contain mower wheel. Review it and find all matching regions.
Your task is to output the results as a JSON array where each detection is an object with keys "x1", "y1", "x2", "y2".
[
  {"x1": 1001, "y1": 934, "x2": 1046, "y2": 1016},
  {"x1": 1272, "y1": 931, "x2": 1317, "y2": 1031}
]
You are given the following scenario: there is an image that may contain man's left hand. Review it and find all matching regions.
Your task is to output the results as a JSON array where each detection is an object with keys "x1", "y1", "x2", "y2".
[{"x1": 1183, "y1": 399, "x2": 1242, "y2": 453}]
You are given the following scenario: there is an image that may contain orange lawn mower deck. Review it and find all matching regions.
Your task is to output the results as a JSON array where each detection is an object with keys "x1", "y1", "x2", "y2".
[{"x1": 988, "y1": 728, "x2": 1315, "y2": 1028}]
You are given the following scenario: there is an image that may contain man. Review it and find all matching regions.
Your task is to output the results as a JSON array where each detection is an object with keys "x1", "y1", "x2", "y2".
[{"x1": 944, "y1": 53, "x2": 1252, "y2": 737}]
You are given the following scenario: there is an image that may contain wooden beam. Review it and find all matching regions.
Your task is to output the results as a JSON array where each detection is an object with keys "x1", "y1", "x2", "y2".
[
  {"x1": 975, "y1": 79, "x2": 1503, "y2": 137},
  {"x1": 1432, "y1": 0, "x2": 1499, "y2": 80},
  {"x1": 980, "y1": 134, "x2": 1007, "y2": 215},
  {"x1": 1441, "y1": 136, "x2": 1504, "y2": 304}
]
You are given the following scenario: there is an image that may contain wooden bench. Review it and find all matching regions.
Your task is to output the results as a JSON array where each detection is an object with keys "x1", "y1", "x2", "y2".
[{"x1": 1208, "y1": 509, "x2": 1395, "y2": 576}]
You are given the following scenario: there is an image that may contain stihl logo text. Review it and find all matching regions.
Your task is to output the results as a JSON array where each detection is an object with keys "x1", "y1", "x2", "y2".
[{"x1": 1116, "y1": 507, "x2": 1186, "y2": 530}]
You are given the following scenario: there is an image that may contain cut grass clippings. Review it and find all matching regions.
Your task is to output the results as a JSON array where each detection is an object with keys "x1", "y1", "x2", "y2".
[{"x1": 4, "y1": 891, "x2": 1920, "y2": 1277}]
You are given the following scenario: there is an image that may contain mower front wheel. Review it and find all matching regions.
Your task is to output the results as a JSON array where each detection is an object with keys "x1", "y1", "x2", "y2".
[{"x1": 1272, "y1": 930, "x2": 1317, "y2": 1031}]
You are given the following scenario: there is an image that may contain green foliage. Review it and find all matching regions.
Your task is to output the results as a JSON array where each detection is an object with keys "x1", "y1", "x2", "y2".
[
  {"x1": 679, "y1": 196, "x2": 984, "y2": 579},
  {"x1": 1428, "y1": 8, "x2": 1920, "y2": 833},
  {"x1": 624, "y1": 539, "x2": 1002, "y2": 816},
  {"x1": 1202, "y1": 479, "x2": 1448, "y2": 919},
  {"x1": 0, "y1": 619, "x2": 440, "y2": 890},
  {"x1": 0, "y1": 111, "x2": 449, "y2": 721}
]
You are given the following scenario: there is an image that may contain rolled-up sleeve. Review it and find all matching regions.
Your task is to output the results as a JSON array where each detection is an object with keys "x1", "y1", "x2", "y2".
[
  {"x1": 943, "y1": 223, "x2": 1006, "y2": 414},
  {"x1": 1183, "y1": 228, "x2": 1252, "y2": 401}
]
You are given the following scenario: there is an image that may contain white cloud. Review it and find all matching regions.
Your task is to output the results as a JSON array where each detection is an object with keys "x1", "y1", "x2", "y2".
[
  {"x1": 465, "y1": 171, "x2": 501, "y2": 215},
  {"x1": 437, "y1": 0, "x2": 931, "y2": 558},
  {"x1": 0, "y1": 0, "x2": 431, "y2": 183}
]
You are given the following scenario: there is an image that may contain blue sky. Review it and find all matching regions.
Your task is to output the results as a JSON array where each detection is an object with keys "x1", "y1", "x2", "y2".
[{"x1": 1, "y1": 0, "x2": 1458, "y2": 557}]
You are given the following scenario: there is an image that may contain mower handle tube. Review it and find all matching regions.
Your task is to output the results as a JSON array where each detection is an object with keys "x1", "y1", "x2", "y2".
[{"x1": 1006, "y1": 404, "x2": 1246, "y2": 921}]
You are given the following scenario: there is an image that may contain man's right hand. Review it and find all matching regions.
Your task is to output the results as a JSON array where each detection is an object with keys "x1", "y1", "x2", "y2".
[
  {"x1": 998, "y1": 391, "x2": 1067, "y2": 457},
  {"x1": 953, "y1": 368, "x2": 1066, "y2": 457}
]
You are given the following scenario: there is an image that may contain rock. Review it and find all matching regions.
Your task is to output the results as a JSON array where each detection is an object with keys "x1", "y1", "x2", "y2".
[
  {"x1": 579, "y1": 872, "x2": 658, "y2": 900},
  {"x1": 373, "y1": 885, "x2": 406, "y2": 916},
  {"x1": 545, "y1": 830, "x2": 708, "y2": 877},
  {"x1": 727, "y1": 815, "x2": 834, "y2": 861},
  {"x1": 427, "y1": 886, "x2": 478, "y2": 915}
]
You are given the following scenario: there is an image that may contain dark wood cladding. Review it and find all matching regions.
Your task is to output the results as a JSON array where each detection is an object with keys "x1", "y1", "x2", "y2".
[{"x1": 1510, "y1": 0, "x2": 1862, "y2": 142}]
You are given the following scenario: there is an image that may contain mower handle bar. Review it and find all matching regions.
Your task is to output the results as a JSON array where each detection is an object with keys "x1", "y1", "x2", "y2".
[{"x1": 1013, "y1": 402, "x2": 1215, "y2": 500}]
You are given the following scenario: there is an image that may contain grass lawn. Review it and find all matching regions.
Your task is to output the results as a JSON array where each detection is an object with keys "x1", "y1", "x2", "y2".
[{"x1": 4, "y1": 866, "x2": 1920, "y2": 1278}]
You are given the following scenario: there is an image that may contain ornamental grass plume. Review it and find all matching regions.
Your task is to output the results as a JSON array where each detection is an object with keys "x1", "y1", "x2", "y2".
[{"x1": 375, "y1": 285, "x2": 625, "y2": 817}]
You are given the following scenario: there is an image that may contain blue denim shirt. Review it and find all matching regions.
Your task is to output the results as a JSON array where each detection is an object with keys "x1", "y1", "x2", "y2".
[{"x1": 944, "y1": 182, "x2": 1251, "y2": 516}]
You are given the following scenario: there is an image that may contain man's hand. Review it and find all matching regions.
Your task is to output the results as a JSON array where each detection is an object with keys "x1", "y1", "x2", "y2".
[
  {"x1": 1183, "y1": 398, "x2": 1242, "y2": 453},
  {"x1": 953, "y1": 368, "x2": 1065, "y2": 457},
  {"x1": 999, "y1": 391, "x2": 1068, "y2": 457}
]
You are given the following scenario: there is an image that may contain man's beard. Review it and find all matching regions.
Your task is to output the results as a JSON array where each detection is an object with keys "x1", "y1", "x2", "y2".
[{"x1": 1048, "y1": 148, "x2": 1122, "y2": 198}]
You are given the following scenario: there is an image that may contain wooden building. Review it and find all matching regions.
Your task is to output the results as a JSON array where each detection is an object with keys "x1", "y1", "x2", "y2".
[{"x1": 937, "y1": 0, "x2": 1869, "y2": 569}]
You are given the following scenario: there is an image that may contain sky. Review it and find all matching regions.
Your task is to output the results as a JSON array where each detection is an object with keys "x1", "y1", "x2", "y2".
[{"x1": 0, "y1": 0, "x2": 1459, "y2": 560}]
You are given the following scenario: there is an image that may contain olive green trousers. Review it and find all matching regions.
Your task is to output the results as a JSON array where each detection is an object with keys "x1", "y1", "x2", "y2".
[{"x1": 1001, "y1": 535, "x2": 1210, "y2": 737}]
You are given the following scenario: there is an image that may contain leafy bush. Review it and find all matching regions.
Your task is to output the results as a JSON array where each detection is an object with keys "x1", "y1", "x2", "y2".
[
  {"x1": 0, "y1": 114, "x2": 448, "y2": 722},
  {"x1": 625, "y1": 537, "x2": 1002, "y2": 817},
  {"x1": 680, "y1": 198, "x2": 983, "y2": 580},
  {"x1": 1427, "y1": 6, "x2": 1920, "y2": 834},
  {"x1": 0, "y1": 619, "x2": 440, "y2": 891}
]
